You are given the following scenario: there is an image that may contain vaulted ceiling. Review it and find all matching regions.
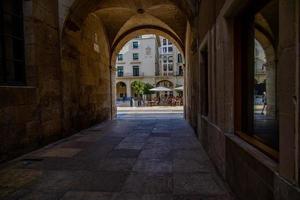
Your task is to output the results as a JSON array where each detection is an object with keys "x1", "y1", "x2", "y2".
[{"x1": 65, "y1": 0, "x2": 197, "y2": 51}]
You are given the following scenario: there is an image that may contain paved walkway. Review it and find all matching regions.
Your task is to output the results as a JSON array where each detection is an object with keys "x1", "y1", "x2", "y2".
[{"x1": 0, "y1": 114, "x2": 234, "y2": 200}]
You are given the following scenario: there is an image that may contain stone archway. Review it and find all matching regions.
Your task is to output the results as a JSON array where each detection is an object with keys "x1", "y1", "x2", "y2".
[
  {"x1": 59, "y1": 0, "x2": 192, "y2": 130},
  {"x1": 116, "y1": 82, "x2": 127, "y2": 99}
]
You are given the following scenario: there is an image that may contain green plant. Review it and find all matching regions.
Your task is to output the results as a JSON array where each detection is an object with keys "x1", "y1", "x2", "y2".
[
  {"x1": 131, "y1": 81, "x2": 145, "y2": 96},
  {"x1": 144, "y1": 83, "x2": 154, "y2": 95}
]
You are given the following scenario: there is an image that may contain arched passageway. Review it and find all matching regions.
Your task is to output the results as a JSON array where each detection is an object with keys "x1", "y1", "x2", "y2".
[
  {"x1": 0, "y1": 1, "x2": 299, "y2": 200},
  {"x1": 60, "y1": 0, "x2": 191, "y2": 129}
]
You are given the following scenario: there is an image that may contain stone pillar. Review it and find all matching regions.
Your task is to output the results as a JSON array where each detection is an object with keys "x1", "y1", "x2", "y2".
[
  {"x1": 265, "y1": 47, "x2": 276, "y2": 118},
  {"x1": 126, "y1": 81, "x2": 131, "y2": 98}
]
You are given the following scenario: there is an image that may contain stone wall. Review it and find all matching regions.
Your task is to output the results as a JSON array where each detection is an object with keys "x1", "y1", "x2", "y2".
[
  {"x1": 61, "y1": 13, "x2": 111, "y2": 133},
  {"x1": 0, "y1": 1, "x2": 113, "y2": 162},
  {"x1": 190, "y1": 0, "x2": 300, "y2": 199},
  {"x1": 0, "y1": 1, "x2": 62, "y2": 162}
]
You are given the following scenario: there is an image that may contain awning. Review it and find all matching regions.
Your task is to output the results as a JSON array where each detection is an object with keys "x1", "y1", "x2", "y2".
[
  {"x1": 150, "y1": 86, "x2": 172, "y2": 92},
  {"x1": 174, "y1": 86, "x2": 184, "y2": 91}
]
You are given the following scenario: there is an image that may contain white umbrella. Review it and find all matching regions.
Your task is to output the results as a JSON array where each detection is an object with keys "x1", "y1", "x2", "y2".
[
  {"x1": 174, "y1": 86, "x2": 184, "y2": 91},
  {"x1": 150, "y1": 86, "x2": 172, "y2": 92}
]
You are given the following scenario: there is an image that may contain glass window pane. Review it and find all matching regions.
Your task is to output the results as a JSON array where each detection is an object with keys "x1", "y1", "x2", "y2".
[
  {"x1": 253, "y1": 39, "x2": 278, "y2": 149},
  {"x1": 133, "y1": 53, "x2": 139, "y2": 60},
  {"x1": 163, "y1": 64, "x2": 167, "y2": 71},
  {"x1": 133, "y1": 66, "x2": 139, "y2": 76},
  {"x1": 133, "y1": 41, "x2": 139, "y2": 49},
  {"x1": 118, "y1": 54, "x2": 123, "y2": 61}
]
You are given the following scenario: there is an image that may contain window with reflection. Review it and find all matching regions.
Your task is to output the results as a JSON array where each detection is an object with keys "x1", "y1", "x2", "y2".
[{"x1": 235, "y1": 0, "x2": 279, "y2": 158}]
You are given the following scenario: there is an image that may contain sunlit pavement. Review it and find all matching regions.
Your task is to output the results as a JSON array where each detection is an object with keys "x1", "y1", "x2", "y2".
[
  {"x1": 117, "y1": 106, "x2": 184, "y2": 119},
  {"x1": 0, "y1": 113, "x2": 235, "y2": 200}
]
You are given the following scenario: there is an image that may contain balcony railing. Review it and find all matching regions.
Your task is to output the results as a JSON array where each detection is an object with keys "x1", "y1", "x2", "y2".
[{"x1": 117, "y1": 72, "x2": 145, "y2": 77}]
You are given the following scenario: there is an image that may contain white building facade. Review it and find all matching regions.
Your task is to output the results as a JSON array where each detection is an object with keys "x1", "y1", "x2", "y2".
[{"x1": 116, "y1": 35, "x2": 184, "y2": 100}]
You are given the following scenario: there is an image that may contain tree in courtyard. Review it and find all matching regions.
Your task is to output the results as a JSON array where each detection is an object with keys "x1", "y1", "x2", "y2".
[
  {"x1": 143, "y1": 83, "x2": 154, "y2": 100},
  {"x1": 131, "y1": 81, "x2": 145, "y2": 97},
  {"x1": 144, "y1": 83, "x2": 154, "y2": 95}
]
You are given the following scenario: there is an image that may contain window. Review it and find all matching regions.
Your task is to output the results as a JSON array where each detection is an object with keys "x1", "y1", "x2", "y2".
[
  {"x1": 117, "y1": 66, "x2": 124, "y2": 77},
  {"x1": 163, "y1": 56, "x2": 167, "y2": 63},
  {"x1": 132, "y1": 66, "x2": 139, "y2": 76},
  {"x1": 163, "y1": 39, "x2": 167, "y2": 45},
  {"x1": 168, "y1": 40, "x2": 172, "y2": 45},
  {"x1": 163, "y1": 47, "x2": 167, "y2": 53},
  {"x1": 117, "y1": 54, "x2": 123, "y2": 61},
  {"x1": 168, "y1": 47, "x2": 173, "y2": 52},
  {"x1": 234, "y1": 0, "x2": 279, "y2": 158},
  {"x1": 168, "y1": 56, "x2": 173, "y2": 63},
  {"x1": 168, "y1": 64, "x2": 173, "y2": 71},
  {"x1": 163, "y1": 64, "x2": 167, "y2": 71},
  {"x1": 133, "y1": 53, "x2": 139, "y2": 60},
  {"x1": 178, "y1": 66, "x2": 183, "y2": 76},
  {"x1": 133, "y1": 41, "x2": 139, "y2": 49},
  {"x1": 178, "y1": 54, "x2": 183, "y2": 63},
  {"x1": 0, "y1": 0, "x2": 26, "y2": 85}
]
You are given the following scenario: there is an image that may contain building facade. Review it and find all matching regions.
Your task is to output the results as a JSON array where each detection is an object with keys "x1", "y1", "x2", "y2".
[{"x1": 115, "y1": 35, "x2": 184, "y2": 100}]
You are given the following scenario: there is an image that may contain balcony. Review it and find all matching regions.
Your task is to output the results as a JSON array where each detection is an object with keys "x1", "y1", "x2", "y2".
[{"x1": 117, "y1": 72, "x2": 145, "y2": 78}]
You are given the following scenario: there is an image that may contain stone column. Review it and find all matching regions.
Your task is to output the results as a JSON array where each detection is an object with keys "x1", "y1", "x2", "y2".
[
  {"x1": 265, "y1": 47, "x2": 276, "y2": 118},
  {"x1": 126, "y1": 81, "x2": 131, "y2": 98}
]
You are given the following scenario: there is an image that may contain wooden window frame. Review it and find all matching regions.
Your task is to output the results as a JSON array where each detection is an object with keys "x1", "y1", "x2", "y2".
[{"x1": 233, "y1": 1, "x2": 279, "y2": 160}]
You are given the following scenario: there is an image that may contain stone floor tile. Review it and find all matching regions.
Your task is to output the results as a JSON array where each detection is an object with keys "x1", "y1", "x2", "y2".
[
  {"x1": 133, "y1": 159, "x2": 172, "y2": 173},
  {"x1": 97, "y1": 136, "x2": 124, "y2": 145},
  {"x1": 30, "y1": 170, "x2": 79, "y2": 192},
  {"x1": 61, "y1": 191, "x2": 114, "y2": 200},
  {"x1": 173, "y1": 194, "x2": 234, "y2": 200},
  {"x1": 138, "y1": 148, "x2": 172, "y2": 160},
  {"x1": 20, "y1": 191, "x2": 65, "y2": 200},
  {"x1": 0, "y1": 116, "x2": 234, "y2": 200},
  {"x1": 112, "y1": 193, "x2": 141, "y2": 200},
  {"x1": 40, "y1": 148, "x2": 82, "y2": 158},
  {"x1": 71, "y1": 171, "x2": 129, "y2": 192},
  {"x1": 115, "y1": 142, "x2": 145, "y2": 150},
  {"x1": 172, "y1": 150, "x2": 209, "y2": 162},
  {"x1": 97, "y1": 158, "x2": 136, "y2": 171},
  {"x1": 173, "y1": 173, "x2": 226, "y2": 195},
  {"x1": 150, "y1": 132, "x2": 172, "y2": 137},
  {"x1": 122, "y1": 173, "x2": 173, "y2": 194},
  {"x1": 107, "y1": 149, "x2": 141, "y2": 158},
  {"x1": 142, "y1": 194, "x2": 173, "y2": 200},
  {"x1": 173, "y1": 159, "x2": 210, "y2": 173}
]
